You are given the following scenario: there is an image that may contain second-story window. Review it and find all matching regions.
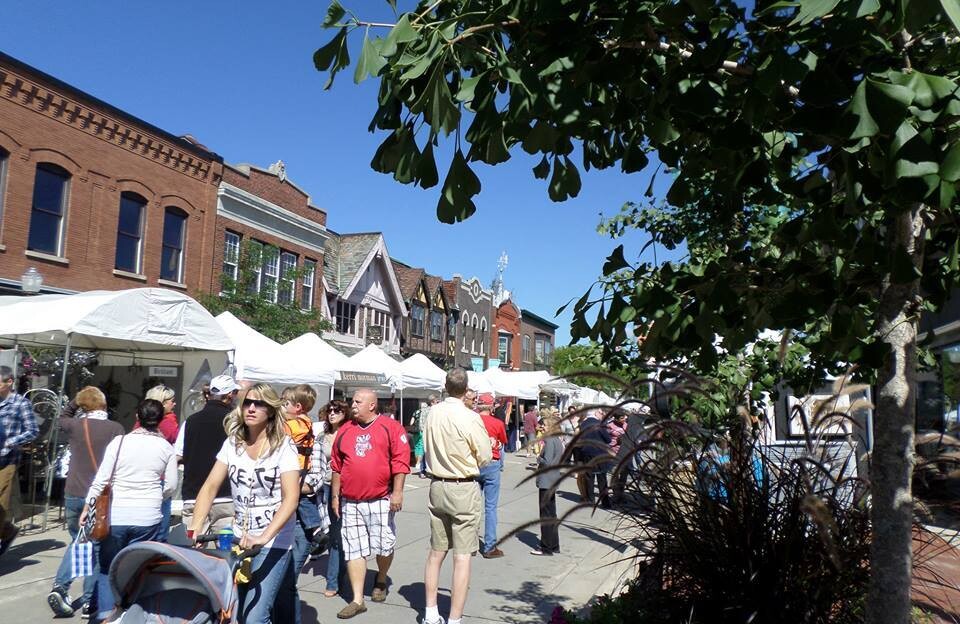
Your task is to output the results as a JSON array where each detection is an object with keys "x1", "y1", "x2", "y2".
[
  {"x1": 301, "y1": 259, "x2": 316, "y2": 311},
  {"x1": 462, "y1": 316, "x2": 469, "y2": 352},
  {"x1": 535, "y1": 337, "x2": 546, "y2": 364},
  {"x1": 28, "y1": 163, "x2": 71, "y2": 256},
  {"x1": 411, "y1": 303, "x2": 425, "y2": 337},
  {"x1": 261, "y1": 246, "x2": 279, "y2": 302},
  {"x1": 115, "y1": 192, "x2": 146, "y2": 274},
  {"x1": 336, "y1": 299, "x2": 357, "y2": 335},
  {"x1": 222, "y1": 231, "x2": 241, "y2": 291},
  {"x1": 160, "y1": 208, "x2": 187, "y2": 283},
  {"x1": 523, "y1": 335, "x2": 532, "y2": 363},
  {"x1": 498, "y1": 333, "x2": 510, "y2": 364},
  {"x1": 430, "y1": 310, "x2": 443, "y2": 341},
  {"x1": 278, "y1": 251, "x2": 297, "y2": 305}
]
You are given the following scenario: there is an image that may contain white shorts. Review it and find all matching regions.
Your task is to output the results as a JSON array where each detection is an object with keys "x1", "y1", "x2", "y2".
[{"x1": 341, "y1": 498, "x2": 397, "y2": 561}]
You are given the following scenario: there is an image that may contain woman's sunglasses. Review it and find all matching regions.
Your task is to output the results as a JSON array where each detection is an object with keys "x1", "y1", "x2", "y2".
[{"x1": 242, "y1": 399, "x2": 269, "y2": 409}]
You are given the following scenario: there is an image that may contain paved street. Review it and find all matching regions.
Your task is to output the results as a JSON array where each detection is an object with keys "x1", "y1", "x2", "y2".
[{"x1": 0, "y1": 456, "x2": 634, "y2": 623}]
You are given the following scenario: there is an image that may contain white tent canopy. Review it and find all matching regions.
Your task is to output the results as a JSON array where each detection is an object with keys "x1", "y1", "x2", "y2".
[
  {"x1": 344, "y1": 344, "x2": 402, "y2": 388},
  {"x1": 282, "y1": 333, "x2": 350, "y2": 373},
  {"x1": 467, "y1": 370, "x2": 496, "y2": 394},
  {"x1": 399, "y1": 353, "x2": 445, "y2": 391},
  {"x1": 215, "y1": 312, "x2": 336, "y2": 385},
  {"x1": 0, "y1": 288, "x2": 233, "y2": 351}
]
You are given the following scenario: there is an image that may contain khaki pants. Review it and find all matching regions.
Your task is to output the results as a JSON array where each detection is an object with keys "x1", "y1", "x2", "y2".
[
  {"x1": 0, "y1": 463, "x2": 18, "y2": 538},
  {"x1": 181, "y1": 500, "x2": 234, "y2": 536},
  {"x1": 427, "y1": 480, "x2": 482, "y2": 555}
]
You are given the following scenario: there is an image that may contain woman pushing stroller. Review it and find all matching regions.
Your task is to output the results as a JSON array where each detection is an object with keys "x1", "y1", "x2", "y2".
[{"x1": 188, "y1": 383, "x2": 301, "y2": 624}]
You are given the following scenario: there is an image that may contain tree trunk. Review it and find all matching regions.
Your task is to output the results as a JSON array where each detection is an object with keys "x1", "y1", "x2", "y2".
[{"x1": 866, "y1": 208, "x2": 925, "y2": 624}]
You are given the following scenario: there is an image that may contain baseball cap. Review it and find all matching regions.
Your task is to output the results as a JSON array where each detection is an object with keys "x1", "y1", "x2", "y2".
[{"x1": 209, "y1": 375, "x2": 239, "y2": 395}]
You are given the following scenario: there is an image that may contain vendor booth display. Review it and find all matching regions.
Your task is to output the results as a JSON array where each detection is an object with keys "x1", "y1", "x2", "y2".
[{"x1": 0, "y1": 288, "x2": 235, "y2": 528}]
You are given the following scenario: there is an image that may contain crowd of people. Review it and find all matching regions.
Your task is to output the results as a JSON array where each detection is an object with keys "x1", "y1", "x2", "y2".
[{"x1": 0, "y1": 364, "x2": 631, "y2": 624}]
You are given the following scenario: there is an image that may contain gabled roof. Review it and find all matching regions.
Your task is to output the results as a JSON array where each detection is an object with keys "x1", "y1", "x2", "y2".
[
  {"x1": 442, "y1": 279, "x2": 459, "y2": 310},
  {"x1": 390, "y1": 260, "x2": 425, "y2": 301},
  {"x1": 323, "y1": 231, "x2": 380, "y2": 294},
  {"x1": 425, "y1": 273, "x2": 451, "y2": 310}
]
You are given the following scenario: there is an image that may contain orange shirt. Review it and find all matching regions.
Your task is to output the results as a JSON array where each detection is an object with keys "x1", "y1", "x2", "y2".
[{"x1": 283, "y1": 415, "x2": 314, "y2": 472}]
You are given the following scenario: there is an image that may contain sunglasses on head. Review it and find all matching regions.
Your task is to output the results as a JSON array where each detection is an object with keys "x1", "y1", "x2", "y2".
[{"x1": 242, "y1": 399, "x2": 269, "y2": 409}]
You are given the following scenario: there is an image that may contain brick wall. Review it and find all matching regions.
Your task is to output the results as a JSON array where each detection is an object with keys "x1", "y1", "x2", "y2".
[
  {"x1": 223, "y1": 165, "x2": 326, "y2": 226},
  {"x1": 0, "y1": 55, "x2": 222, "y2": 295},
  {"x1": 492, "y1": 300, "x2": 522, "y2": 370}
]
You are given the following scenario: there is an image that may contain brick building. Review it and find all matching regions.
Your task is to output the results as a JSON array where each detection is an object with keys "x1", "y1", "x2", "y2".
[
  {"x1": 519, "y1": 308, "x2": 557, "y2": 372},
  {"x1": 212, "y1": 162, "x2": 328, "y2": 311},
  {"x1": 491, "y1": 298, "x2": 522, "y2": 370},
  {"x1": 0, "y1": 51, "x2": 223, "y2": 295}
]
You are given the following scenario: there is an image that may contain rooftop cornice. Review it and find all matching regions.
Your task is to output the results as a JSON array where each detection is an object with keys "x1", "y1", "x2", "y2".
[{"x1": 0, "y1": 57, "x2": 220, "y2": 182}]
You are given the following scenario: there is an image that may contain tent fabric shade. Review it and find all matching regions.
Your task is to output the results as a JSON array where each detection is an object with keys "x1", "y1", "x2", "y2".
[
  {"x1": 214, "y1": 312, "x2": 336, "y2": 385},
  {"x1": 344, "y1": 344, "x2": 402, "y2": 388},
  {"x1": 282, "y1": 333, "x2": 351, "y2": 372},
  {"x1": 0, "y1": 288, "x2": 233, "y2": 352},
  {"x1": 399, "y1": 353, "x2": 445, "y2": 391}
]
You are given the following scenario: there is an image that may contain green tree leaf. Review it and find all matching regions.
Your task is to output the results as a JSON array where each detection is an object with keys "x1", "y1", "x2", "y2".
[
  {"x1": 941, "y1": 0, "x2": 960, "y2": 33},
  {"x1": 354, "y1": 32, "x2": 386, "y2": 84},
  {"x1": 436, "y1": 149, "x2": 481, "y2": 223}
]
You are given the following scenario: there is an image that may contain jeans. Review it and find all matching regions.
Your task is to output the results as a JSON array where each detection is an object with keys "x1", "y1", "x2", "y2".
[
  {"x1": 158, "y1": 497, "x2": 172, "y2": 542},
  {"x1": 96, "y1": 523, "x2": 160, "y2": 621},
  {"x1": 477, "y1": 458, "x2": 503, "y2": 552},
  {"x1": 321, "y1": 484, "x2": 344, "y2": 593},
  {"x1": 290, "y1": 523, "x2": 307, "y2": 624},
  {"x1": 238, "y1": 547, "x2": 296, "y2": 624},
  {"x1": 296, "y1": 494, "x2": 321, "y2": 531},
  {"x1": 53, "y1": 495, "x2": 97, "y2": 604}
]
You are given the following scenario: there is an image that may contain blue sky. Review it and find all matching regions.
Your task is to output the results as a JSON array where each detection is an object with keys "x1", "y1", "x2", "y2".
[{"x1": 2, "y1": 1, "x2": 675, "y2": 345}]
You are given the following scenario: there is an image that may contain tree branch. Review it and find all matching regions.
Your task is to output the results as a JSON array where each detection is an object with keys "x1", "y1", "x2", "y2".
[{"x1": 447, "y1": 18, "x2": 520, "y2": 46}]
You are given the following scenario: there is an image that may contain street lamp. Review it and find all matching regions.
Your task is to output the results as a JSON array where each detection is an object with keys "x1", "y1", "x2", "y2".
[{"x1": 21, "y1": 266, "x2": 43, "y2": 294}]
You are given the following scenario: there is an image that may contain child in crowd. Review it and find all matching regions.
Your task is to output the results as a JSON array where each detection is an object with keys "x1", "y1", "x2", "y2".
[{"x1": 281, "y1": 386, "x2": 329, "y2": 563}]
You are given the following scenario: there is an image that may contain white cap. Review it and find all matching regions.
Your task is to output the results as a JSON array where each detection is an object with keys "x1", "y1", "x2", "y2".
[{"x1": 209, "y1": 375, "x2": 239, "y2": 395}]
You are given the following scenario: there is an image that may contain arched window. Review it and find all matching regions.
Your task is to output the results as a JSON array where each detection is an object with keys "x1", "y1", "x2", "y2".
[
  {"x1": 479, "y1": 317, "x2": 487, "y2": 355},
  {"x1": 471, "y1": 314, "x2": 479, "y2": 354},
  {"x1": 28, "y1": 163, "x2": 71, "y2": 256},
  {"x1": 161, "y1": 207, "x2": 187, "y2": 282},
  {"x1": 115, "y1": 192, "x2": 146, "y2": 273},
  {"x1": 462, "y1": 314, "x2": 470, "y2": 352}
]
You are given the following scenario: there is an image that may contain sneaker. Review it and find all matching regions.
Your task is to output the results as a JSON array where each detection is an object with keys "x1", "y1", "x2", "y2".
[
  {"x1": 47, "y1": 587, "x2": 75, "y2": 617},
  {"x1": 81, "y1": 603, "x2": 94, "y2": 619}
]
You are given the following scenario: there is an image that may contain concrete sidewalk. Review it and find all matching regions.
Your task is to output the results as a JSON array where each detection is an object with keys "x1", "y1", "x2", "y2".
[{"x1": 0, "y1": 455, "x2": 636, "y2": 623}]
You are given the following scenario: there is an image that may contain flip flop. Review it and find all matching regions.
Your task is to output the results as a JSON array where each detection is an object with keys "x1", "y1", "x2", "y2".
[
  {"x1": 371, "y1": 580, "x2": 388, "y2": 602},
  {"x1": 324, "y1": 589, "x2": 338, "y2": 598}
]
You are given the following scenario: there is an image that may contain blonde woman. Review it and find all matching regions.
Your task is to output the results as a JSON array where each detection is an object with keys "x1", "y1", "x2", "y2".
[
  {"x1": 189, "y1": 384, "x2": 300, "y2": 624},
  {"x1": 139, "y1": 385, "x2": 179, "y2": 444}
]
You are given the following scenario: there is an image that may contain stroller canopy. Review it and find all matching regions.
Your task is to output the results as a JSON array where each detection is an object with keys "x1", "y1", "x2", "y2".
[{"x1": 110, "y1": 541, "x2": 236, "y2": 618}]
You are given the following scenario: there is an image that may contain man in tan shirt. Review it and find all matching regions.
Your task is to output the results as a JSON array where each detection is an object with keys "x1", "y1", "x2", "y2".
[{"x1": 422, "y1": 368, "x2": 492, "y2": 624}]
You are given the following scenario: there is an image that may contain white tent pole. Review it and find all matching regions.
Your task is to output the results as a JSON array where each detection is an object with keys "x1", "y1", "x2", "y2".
[
  {"x1": 400, "y1": 385, "x2": 404, "y2": 423},
  {"x1": 42, "y1": 332, "x2": 72, "y2": 531}
]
